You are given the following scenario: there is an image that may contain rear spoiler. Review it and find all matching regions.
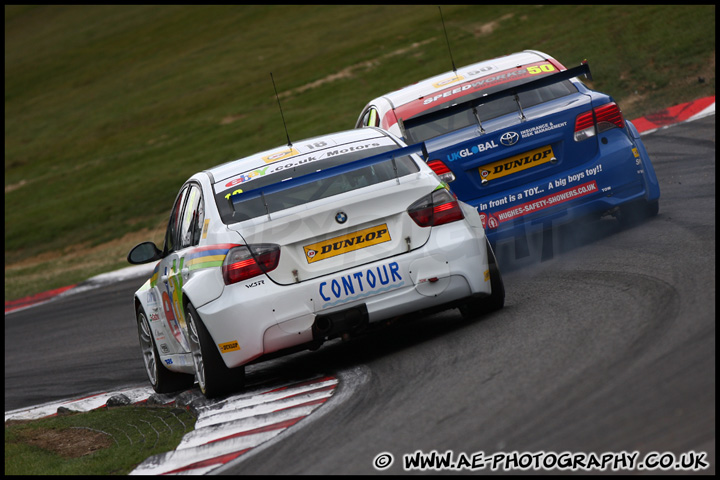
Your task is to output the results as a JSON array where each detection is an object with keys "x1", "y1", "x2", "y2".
[
  {"x1": 401, "y1": 61, "x2": 593, "y2": 135},
  {"x1": 228, "y1": 141, "x2": 428, "y2": 218}
]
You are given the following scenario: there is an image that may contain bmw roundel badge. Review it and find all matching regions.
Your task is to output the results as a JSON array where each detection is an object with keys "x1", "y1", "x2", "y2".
[{"x1": 335, "y1": 211, "x2": 348, "y2": 224}]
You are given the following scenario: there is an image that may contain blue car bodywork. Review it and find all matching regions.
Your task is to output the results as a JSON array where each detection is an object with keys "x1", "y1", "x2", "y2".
[{"x1": 355, "y1": 50, "x2": 660, "y2": 250}]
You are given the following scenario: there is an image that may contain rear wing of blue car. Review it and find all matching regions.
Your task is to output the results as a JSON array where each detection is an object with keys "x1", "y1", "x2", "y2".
[{"x1": 400, "y1": 62, "x2": 593, "y2": 136}]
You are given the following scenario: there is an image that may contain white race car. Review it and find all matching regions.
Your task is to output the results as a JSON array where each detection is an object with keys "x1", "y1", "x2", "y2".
[{"x1": 128, "y1": 127, "x2": 504, "y2": 397}]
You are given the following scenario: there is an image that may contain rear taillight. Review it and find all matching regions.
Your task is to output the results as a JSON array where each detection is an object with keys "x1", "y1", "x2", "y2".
[
  {"x1": 408, "y1": 188, "x2": 464, "y2": 227},
  {"x1": 427, "y1": 159, "x2": 456, "y2": 183},
  {"x1": 222, "y1": 244, "x2": 280, "y2": 285},
  {"x1": 574, "y1": 102, "x2": 625, "y2": 141}
]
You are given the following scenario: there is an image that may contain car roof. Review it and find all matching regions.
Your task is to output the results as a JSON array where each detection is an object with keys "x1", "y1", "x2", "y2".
[
  {"x1": 379, "y1": 50, "x2": 558, "y2": 109},
  {"x1": 205, "y1": 128, "x2": 397, "y2": 186}
]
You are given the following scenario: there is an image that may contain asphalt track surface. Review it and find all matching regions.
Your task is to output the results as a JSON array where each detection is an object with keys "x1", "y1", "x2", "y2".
[{"x1": 4, "y1": 116, "x2": 715, "y2": 474}]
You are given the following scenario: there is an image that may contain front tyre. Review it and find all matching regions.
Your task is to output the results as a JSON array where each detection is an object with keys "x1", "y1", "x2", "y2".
[
  {"x1": 460, "y1": 238, "x2": 505, "y2": 319},
  {"x1": 136, "y1": 305, "x2": 194, "y2": 393},
  {"x1": 185, "y1": 302, "x2": 245, "y2": 398}
]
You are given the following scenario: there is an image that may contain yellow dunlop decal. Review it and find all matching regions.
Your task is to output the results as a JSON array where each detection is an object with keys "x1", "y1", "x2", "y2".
[
  {"x1": 432, "y1": 74, "x2": 464, "y2": 88},
  {"x1": 262, "y1": 147, "x2": 300, "y2": 164},
  {"x1": 218, "y1": 340, "x2": 240, "y2": 353},
  {"x1": 484, "y1": 269, "x2": 490, "y2": 281},
  {"x1": 201, "y1": 218, "x2": 210, "y2": 239},
  {"x1": 479, "y1": 145, "x2": 555, "y2": 182},
  {"x1": 304, "y1": 224, "x2": 391, "y2": 264}
]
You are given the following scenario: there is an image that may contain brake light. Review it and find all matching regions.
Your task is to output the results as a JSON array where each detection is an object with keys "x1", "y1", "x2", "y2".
[
  {"x1": 574, "y1": 102, "x2": 625, "y2": 141},
  {"x1": 408, "y1": 189, "x2": 464, "y2": 227},
  {"x1": 427, "y1": 159, "x2": 456, "y2": 183},
  {"x1": 222, "y1": 244, "x2": 280, "y2": 285}
]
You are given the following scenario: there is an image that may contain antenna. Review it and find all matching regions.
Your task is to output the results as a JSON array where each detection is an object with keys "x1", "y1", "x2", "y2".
[
  {"x1": 270, "y1": 72, "x2": 292, "y2": 149},
  {"x1": 438, "y1": 6, "x2": 458, "y2": 78}
]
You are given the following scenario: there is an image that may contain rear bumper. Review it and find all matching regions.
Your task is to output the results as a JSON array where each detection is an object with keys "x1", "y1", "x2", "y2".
[
  {"x1": 196, "y1": 219, "x2": 491, "y2": 368},
  {"x1": 467, "y1": 127, "x2": 660, "y2": 245}
]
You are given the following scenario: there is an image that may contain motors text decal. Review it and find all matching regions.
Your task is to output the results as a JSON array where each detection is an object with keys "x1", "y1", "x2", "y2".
[{"x1": 304, "y1": 224, "x2": 391, "y2": 264}]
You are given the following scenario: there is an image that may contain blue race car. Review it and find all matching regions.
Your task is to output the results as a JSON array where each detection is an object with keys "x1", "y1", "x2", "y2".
[{"x1": 355, "y1": 50, "x2": 660, "y2": 251}]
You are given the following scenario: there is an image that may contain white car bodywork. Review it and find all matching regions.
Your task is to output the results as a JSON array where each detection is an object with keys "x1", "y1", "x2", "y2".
[
  {"x1": 355, "y1": 50, "x2": 558, "y2": 138},
  {"x1": 130, "y1": 128, "x2": 503, "y2": 396}
]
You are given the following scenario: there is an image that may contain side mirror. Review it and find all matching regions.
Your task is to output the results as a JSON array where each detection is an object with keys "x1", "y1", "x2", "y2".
[{"x1": 127, "y1": 241, "x2": 163, "y2": 265}]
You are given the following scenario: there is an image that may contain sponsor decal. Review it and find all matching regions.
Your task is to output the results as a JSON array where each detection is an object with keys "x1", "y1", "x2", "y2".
[
  {"x1": 162, "y1": 290, "x2": 184, "y2": 344},
  {"x1": 447, "y1": 140, "x2": 499, "y2": 162},
  {"x1": 500, "y1": 131, "x2": 519, "y2": 146},
  {"x1": 432, "y1": 74, "x2": 465, "y2": 89},
  {"x1": 219, "y1": 340, "x2": 241, "y2": 353},
  {"x1": 325, "y1": 142, "x2": 380, "y2": 158},
  {"x1": 303, "y1": 224, "x2": 391, "y2": 264},
  {"x1": 520, "y1": 121, "x2": 567, "y2": 139},
  {"x1": 147, "y1": 288, "x2": 159, "y2": 310},
  {"x1": 262, "y1": 147, "x2": 300, "y2": 164},
  {"x1": 483, "y1": 181, "x2": 598, "y2": 228},
  {"x1": 222, "y1": 141, "x2": 387, "y2": 194},
  {"x1": 478, "y1": 212, "x2": 500, "y2": 230},
  {"x1": 201, "y1": 218, "x2": 210, "y2": 239},
  {"x1": 479, "y1": 146, "x2": 554, "y2": 182},
  {"x1": 421, "y1": 62, "x2": 557, "y2": 106},
  {"x1": 319, "y1": 261, "x2": 404, "y2": 308},
  {"x1": 150, "y1": 265, "x2": 160, "y2": 288},
  {"x1": 225, "y1": 165, "x2": 271, "y2": 188}
]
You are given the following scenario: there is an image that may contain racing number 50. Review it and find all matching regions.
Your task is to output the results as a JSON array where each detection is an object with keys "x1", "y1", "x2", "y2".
[{"x1": 528, "y1": 64, "x2": 556, "y2": 74}]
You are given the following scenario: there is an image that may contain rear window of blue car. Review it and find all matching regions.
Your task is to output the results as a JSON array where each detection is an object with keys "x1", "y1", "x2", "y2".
[
  {"x1": 214, "y1": 145, "x2": 419, "y2": 224},
  {"x1": 404, "y1": 80, "x2": 577, "y2": 144}
]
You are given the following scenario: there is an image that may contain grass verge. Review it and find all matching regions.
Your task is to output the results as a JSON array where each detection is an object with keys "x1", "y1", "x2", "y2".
[{"x1": 5, "y1": 405, "x2": 196, "y2": 475}]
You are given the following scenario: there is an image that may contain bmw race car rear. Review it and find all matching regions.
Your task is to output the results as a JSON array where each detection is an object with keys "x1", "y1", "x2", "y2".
[
  {"x1": 201, "y1": 133, "x2": 500, "y2": 372},
  {"x1": 129, "y1": 128, "x2": 504, "y2": 397}
]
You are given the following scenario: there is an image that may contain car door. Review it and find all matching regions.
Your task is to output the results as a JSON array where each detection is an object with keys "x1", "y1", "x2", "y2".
[{"x1": 156, "y1": 185, "x2": 191, "y2": 354}]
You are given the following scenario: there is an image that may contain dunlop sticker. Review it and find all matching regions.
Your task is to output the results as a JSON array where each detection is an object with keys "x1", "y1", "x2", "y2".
[
  {"x1": 479, "y1": 145, "x2": 555, "y2": 182},
  {"x1": 432, "y1": 74, "x2": 465, "y2": 89},
  {"x1": 218, "y1": 340, "x2": 240, "y2": 353},
  {"x1": 262, "y1": 147, "x2": 300, "y2": 164},
  {"x1": 304, "y1": 224, "x2": 391, "y2": 264}
]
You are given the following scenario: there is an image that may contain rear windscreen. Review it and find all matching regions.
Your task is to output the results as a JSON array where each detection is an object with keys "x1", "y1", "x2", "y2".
[
  {"x1": 214, "y1": 145, "x2": 420, "y2": 224},
  {"x1": 405, "y1": 80, "x2": 577, "y2": 144}
]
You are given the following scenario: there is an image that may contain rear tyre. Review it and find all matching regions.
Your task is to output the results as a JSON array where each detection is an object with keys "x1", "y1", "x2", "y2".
[
  {"x1": 617, "y1": 199, "x2": 659, "y2": 228},
  {"x1": 136, "y1": 305, "x2": 194, "y2": 393},
  {"x1": 460, "y1": 238, "x2": 505, "y2": 319},
  {"x1": 185, "y1": 302, "x2": 245, "y2": 398}
]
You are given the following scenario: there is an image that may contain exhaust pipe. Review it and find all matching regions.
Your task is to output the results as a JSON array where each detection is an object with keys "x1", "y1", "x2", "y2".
[{"x1": 312, "y1": 305, "x2": 368, "y2": 340}]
